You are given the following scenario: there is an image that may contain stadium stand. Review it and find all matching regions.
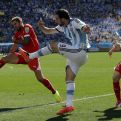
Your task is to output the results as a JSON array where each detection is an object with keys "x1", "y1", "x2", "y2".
[{"x1": 0, "y1": 0, "x2": 121, "y2": 53}]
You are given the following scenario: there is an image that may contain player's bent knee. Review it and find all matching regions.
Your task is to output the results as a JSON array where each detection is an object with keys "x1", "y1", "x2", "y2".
[
  {"x1": 1, "y1": 53, "x2": 18, "y2": 64},
  {"x1": 39, "y1": 79, "x2": 44, "y2": 82},
  {"x1": 112, "y1": 75, "x2": 120, "y2": 82},
  {"x1": 49, "y1": 41, "x2": 58, "y2": 53},
  {"x1": 33, "y1": 69, "x2": 44, "y2": 81},
  {"x1": 112, "y1": 70, "x2": 121, "y2": 82},
  {"x1": 37, "y1": 77, "x2": 44, "y2": 82},
  {"x1": 1, "y1": 56, "x2": 8, "y2": 63}
]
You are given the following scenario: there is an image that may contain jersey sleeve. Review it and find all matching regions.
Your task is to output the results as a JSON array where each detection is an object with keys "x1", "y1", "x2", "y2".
[
  {"x1": 55, "y1": 25, "x2": 64, "y2": 32},
  {"x1": 116, "y1": 31, "x2": 120, "y2": 37},
  {"x1": 73, "y1": 18, "x2": 86, "y2": 30},
  {"x1": 112, "y1": 30, "x2": 121, "y2": 41},
  {"x1": 114, "y1": 30, "x2": 120, "y2": 37}
]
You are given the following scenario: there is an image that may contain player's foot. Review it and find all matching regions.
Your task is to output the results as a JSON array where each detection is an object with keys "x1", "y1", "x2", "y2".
[
  {"x1": 0, "y1": 60, "x2": 5, "y2": 68},
  {"x1": 19, "y1": 47, "x2": 30, "y2": 62},
  {"x1": 54, "y1": 90, "x2": 62, "y2": 103},
  {"x1": 56, "y1": 106, "x2": 75, "y2": 115},
  {"x1": 0, "y1": 63, "x2": 4, "y2": 68},
  {"x1": 116, "y1": 100, "x2": 121, "y2": 108}
]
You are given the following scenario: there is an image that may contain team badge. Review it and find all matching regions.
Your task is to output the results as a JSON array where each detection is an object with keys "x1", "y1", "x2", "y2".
[{"x1": 25, "y1": 27, "x2": 29, "y2": 33}]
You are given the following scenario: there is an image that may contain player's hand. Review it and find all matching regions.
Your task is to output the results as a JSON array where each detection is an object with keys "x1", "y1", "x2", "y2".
[
  {"x1": 108, "y1": 43, "x2": 121, "y2": 57},
  {"x1": 38, "y1": 20, "x2": 45, "y2": 28},
  {"x1": 12, "y1": 36, "x2": 17, "y2": 43},
  {"x1": 82, "y1": 25, "x2": 90, "y2": 34}
]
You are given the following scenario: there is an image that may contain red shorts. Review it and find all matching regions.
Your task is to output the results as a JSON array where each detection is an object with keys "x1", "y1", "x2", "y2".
[
  {"x1": 114, "y1": 61, "x2": 121, "y2": 74},
  {"x1": 15, "y1": 52, "x2": 40, "y2": 71}
]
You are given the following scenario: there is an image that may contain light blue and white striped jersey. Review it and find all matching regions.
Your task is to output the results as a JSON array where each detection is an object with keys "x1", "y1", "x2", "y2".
[
  {"x1": 113, "y1": 29, "x2": 121, "y2": 41},
  {"x1": 55, "y1": 18, "x2": 90, "y2": 49},
  {"x1": 116, "y1": 29, "x2": 121, "y2": 38}
]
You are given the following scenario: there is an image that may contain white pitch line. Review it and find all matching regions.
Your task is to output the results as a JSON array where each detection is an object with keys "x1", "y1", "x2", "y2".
[
  {"x1": 3, "y1": 93, "x2": 113, "y2": 111},
  {"x1": 49, "y1": 93, "x2": 114, "y2": 106},
  {"x1": 73, "y1": 93, "x2": 114, "y2": 102}
]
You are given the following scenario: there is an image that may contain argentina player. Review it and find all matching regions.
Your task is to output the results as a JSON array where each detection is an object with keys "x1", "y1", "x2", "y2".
[{"x1": 19, "y1": 9, "x2": 91, "y2": 115}]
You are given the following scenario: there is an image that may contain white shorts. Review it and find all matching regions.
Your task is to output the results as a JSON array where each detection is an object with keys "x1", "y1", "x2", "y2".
[{"x1": 58, "y1": 42, "x2": 88, "y2": 75}]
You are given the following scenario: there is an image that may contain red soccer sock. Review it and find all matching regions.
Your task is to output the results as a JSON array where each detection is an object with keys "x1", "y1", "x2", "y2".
[
  {"x1": 41, "y1": 78, "x2": 56, "y2": 94},
  {"x1": 0, "y1": 59, "x2": 6, "y2": 68},
  {"x1": 113, "y1": 82, "x2": 121, "y2": 102}
]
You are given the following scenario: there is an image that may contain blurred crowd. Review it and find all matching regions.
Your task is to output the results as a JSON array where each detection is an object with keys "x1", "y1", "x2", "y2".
[{"x1": 0, "y1": 0, "x2": 121, "y2": 47}]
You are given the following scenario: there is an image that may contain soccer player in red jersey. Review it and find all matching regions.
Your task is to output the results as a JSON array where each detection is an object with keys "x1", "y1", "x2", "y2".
[
  {"x1": 108, "y1": 16, "x2": 121, "y2": 108},
  {"x1": 109, "y1": 42, "x2": 121, "y2": 108},
  {"x1": 0, "y1": 16, "x2": 61, "y2": 102}
]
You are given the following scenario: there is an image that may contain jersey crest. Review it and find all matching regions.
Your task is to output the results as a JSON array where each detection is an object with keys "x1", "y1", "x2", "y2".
[{"x1": 25, "y1": 27, "x2": 29, "y2": 33}]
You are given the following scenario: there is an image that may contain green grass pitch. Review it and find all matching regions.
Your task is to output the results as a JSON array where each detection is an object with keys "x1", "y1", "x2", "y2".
[{"x1": 0, "y1": 52, "x2": 121, "y2": 121}]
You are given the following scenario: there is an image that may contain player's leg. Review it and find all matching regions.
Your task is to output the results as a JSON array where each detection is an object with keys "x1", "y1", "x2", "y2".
[
  {"x1": 59, "y1": 48, "x2": 87, "y2": 111},
  {"x1": 57, "y1": 64, "x2": 76, "y2": 115},
  {"x1": 19, "y1": 41, "x2": 59, "y2": 62},
  {"x1": 28, "y1": 58, "x2": 61, "y2": 102},
  {"x1": 57, "y1": 50, "x2": 87, "y2": 115},
  {"x1": 19, "y1": 42, "x2": 78, "y2": 62},
  {"x1": 29, "y1": 41, "x2": 59, "y2": 58},
  {"x1": 113, "y1": 63, "x2": 121, "y2": 107},
  {"x1": 0, "y1": 53, "x2": 19, "y2": 68}
]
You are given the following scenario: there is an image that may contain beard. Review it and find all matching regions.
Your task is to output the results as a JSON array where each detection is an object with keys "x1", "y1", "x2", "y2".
[{"x1": 59, "y1": 22, "x2": 65, "y2": 26}]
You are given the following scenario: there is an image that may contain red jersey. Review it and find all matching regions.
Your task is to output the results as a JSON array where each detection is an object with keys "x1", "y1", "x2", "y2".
[{"x1": 14, "y1": 24, "x2": 39, "y2": 53}]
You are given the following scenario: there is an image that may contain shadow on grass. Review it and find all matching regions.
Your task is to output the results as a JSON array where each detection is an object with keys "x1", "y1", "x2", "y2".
[
  {"x1": 46, "y1": 114, "x2": 71, "y2": 121},
  {"x1": 0, "y1": 102, "x2": 56, "y2": 113},
  {"x1": 94, "y1": 107, "x2": 121, "y2": 120}
]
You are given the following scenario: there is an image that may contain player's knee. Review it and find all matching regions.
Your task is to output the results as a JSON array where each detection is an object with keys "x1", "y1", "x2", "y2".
[
  {"x1": 112, "y1": 75, "x2": 120, "y2": 82},
  {"x1": 49, "y1": 41, "x2": 58, "y2": 52},
  {"x1": 50, "y1": 42, "x2": 56, "y2": 50},
  {"x1": 37, "y1": 77, "x2": 44, "y2": 82},
  {"x1": 35, "y1": 73, "x2": 44, "y2": 82},
  {"x1": 38, "y1": 78, "x2": 44, "y2": 82}
]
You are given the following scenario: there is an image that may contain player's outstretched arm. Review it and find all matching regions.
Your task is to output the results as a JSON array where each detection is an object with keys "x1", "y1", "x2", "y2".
[
  {"x1": 108, "y1": 43, "x2": 121, "y2": 57},
  {"x1": 38, "y1": 20, "x2": 58, "y2": 35}
]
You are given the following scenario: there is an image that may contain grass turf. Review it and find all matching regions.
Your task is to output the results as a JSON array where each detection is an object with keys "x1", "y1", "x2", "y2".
[{"x1": 0, "y1": 52, "x2": 121, "y2": 121}]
